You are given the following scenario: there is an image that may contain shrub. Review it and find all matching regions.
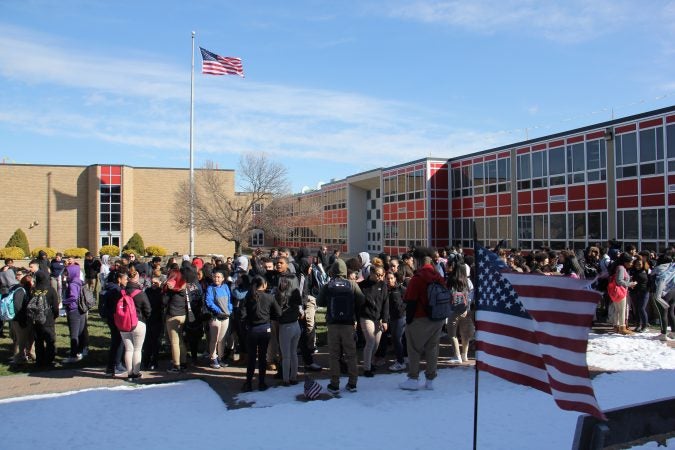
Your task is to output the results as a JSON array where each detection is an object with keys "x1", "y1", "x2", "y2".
[
  {"x1": 62, "y1": 247, "x2": 89, "y2": 258},
  {"x1": 145, "y1": 245, "x2": 167, "y2": 257},
  {"x1": 123, "y1": 233, "x2": 145, "y2": 256},
  {"x1": 0, "y1": 247, "x2": 26, "y2": 260},
  {"x1": 6, "y1": 229, "x2": 30, "y2": 256},
  {"x1": 31, "y1": 247, "x2": 57, "y2": 259},
  {"x1": 99, "y1": 245, "x2": 120, "y2": 257}
]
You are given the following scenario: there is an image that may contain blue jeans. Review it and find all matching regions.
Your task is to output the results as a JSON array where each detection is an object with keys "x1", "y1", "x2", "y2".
[
  {"x1": 633, "y1": 290, "x2": 649, "y2": 329},
  {"x1": 389, "y1": 318, "x2": 407, "y2": 364}
]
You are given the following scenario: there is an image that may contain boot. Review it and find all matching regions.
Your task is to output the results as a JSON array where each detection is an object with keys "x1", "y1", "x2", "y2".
[{"x1": 619, "y1": 326, "x2": 634, "y2": 335}]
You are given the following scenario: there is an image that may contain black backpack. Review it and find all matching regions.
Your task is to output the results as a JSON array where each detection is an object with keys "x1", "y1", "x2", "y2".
[
  {"x1": 78, "y1": 286, "x2": 96, "y2": 314},
  {"x1": 26, "y1": 290, "x2": 50, "y2": 325},
  {"x1": 451, "y1": 288, "x2": 469, "y2": 315},
  {"x1": 326, "y1": 278, "x2": 355, "y2": 324},
  {"x1": 427, "y1": 281, "x2": 452, "y2": 321}
]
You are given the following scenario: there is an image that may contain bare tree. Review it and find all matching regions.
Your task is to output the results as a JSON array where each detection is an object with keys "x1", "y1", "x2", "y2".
[
  {"x1": 256, "y1": 191, "x2": 324, "y2": 245},
  {"x1": 174, "y1": 152, "x2": 289, "y2": 254}
]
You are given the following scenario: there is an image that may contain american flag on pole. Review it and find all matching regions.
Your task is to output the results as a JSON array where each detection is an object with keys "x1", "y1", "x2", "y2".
[
  {"x1": 474, "y1": 245, "x2": 606, "y2": 420},
  {"x1": 200, "y1": 47, "x2": 244, "y2": 77}
]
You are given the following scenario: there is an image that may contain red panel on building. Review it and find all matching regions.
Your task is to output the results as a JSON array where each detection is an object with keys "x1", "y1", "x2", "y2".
[
  {"x1": 568, "y1": 185, "x2": 585, "y2": 200},
  {"x1": 639, "y1": 118, "x2": 663, "y2": 129},
  {"x1": 461, "y1": 159, "x2": 472, "y2": 166},
  {"x1": 431, "y1": 169, "x2": 449, "y2": 189},
  {"x1": 670, "y1": 193, "x2": 675, "y2": 204},
  {"x1": 485, "y1": 195, "x2": 497, "y2": 207},
  {"x1": 587, "y1": 183, "x2": 606, "y2": 199},
  {"x1": 462, "y1": 198, "x2": 473, "y2": 209},
  {"x1": 517, "y1": 147, "x2": 529, "y2": 155},
  {"x1": 500, "y1": 206, "x2": 512, "y2": 215},
  {"x1": 518, "y1": 204, "x2": 532, "y2": 214},
  {"x1": 615, "y1": 124, "x2": 636, "y2": 134},
  {"x1": 586, "y1": 131, "x2": 605, "y2": 140},
  {"x1": 617, "y1": 196, "x2": 638, "y2": 208},
  {"x1": 532, "y1": 189, "x2": 548, "y2": 203},
  {"x1": 415, "y1": 199, "x2": 425, "y2": 211},
  {"x1": 435, "y1": 199, "x2": 449, "y2": 212},
  {"x1": 566, "y1": 135, "x2": 584, "y2": 144},
  {"x1": 549, "y1": 187, "x2": 565, "y2": 196},
  {"x1": 498, "y1": 151, "x2": 510, "y2": 159},
  {"x1": 667, "y1": 115, "x2": 675, "y2": 124},
  {"x1": 567, "y1": 200, "x2": 585, "y2": 211},
  {"x1": 451, "y1": 162, "x2": 461, "y2": 168},
  {"x1": 641, "y1": 177, "x2": 664, "y2": 195},
  {"x1": 548, "y1": 140, "x2": 564, "y2": 148},
  {"x1": 550, "y1": 202, "x2": 566, "y2": 212},
  {"x1": 617, "y1": 180, "x2": 638, "y2": 196},
  {"x1": 533, "y1": 143, "x2": 546, "y2": 151},
  {"x1": 498, "y1": 193, "x2": 510, "y2": 205},
  {"x1": 518, "y1": 191, "x2": 531, "y2": 204},
  {"x1": 484, "y1": 154, "x2": 496, "y2": 161},
  {"x1": 642, "y1": 194, "x2": 665, "y2": 207},
  {"x1": 485, "y1": 207, "x2": 497, "y2": 216},
  {"x1": 473, "y1": 157, "x2": 484, "y2": 164},
  {"x1": 588, "y1": 199, "x2": 607, "y2": 210},
  {"x1": 533, "y1": 203, "x2": 548, "y2": 213},
  {"x1": 452, "y1": 199, "x2": 462, "y2": 211}
]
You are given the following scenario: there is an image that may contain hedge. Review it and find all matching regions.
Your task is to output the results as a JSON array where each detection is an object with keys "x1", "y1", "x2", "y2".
[
  {"x1": 62, "y1": 248, "x2": 89, "y2": 258},
  {"x1": 123, "y1": 233, "x2": 145, "y2": 256},
  {"x1": 6, "y1": 229, "x2": 30, "y2": 256},
  {"x1": 99, "y1": 245, "x2": 120, "y2": 257},
  {"x1": 145, "y1": 245, "x2": 167, "y2": 257},
  {"x1": 0, "y1": 247, "x2": 26, "y2": 260},
  {"x1": 31, "y1": 247, "x2": 57, "y2": 259}
]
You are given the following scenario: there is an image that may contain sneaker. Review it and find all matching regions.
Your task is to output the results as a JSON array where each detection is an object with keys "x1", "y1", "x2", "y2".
[
  {"x1": 424, "y1": 379, "x2": 434, "y2": 390},
  {"x1": 267, "y1": 363, "x2": 277, "y2": 371},
  {"x1": 82, "y1": 347, "x2": 89, "y2": 357},
  {"x1": 399, "y1": 377, "x2": 420, "y2": 391},
  {"x1": 127, "y1": 373, "x2": 142, "y2": 381},
  {"x1": 657, "y1": 333, "x2": 673, "y2": 342},
  {"x1": 210, "y1": 358, "x2": 221, "y2": 369},
  {"x1": 115, "y1": 363, "x2": 127, "y2": 373},
  {"x1": 404, "y1": 357, "x2": 409, "y2": 364},
  {"x1": 63, "y1": 354, "x2": 83, "y2": 364},
  {"x1": 233, "y1": 353, "x2": 240, "y2": 362},
  {"x1": 389, "y1": 361, "x2": 407, "y2": 372},
  {"x1": 180, "y1": 363, "x2": 188, "y2": 371},
  {"x1": 307, "y1": 363, "x2": 322, "y2": 372},
  {"x1": 167, "y1": 366, "x2": 182, "y2": 373},
  {"x1": 448, "y1": 356, "x2": 463, "y2": 364},
  {"x1": 363, "y1": 370, "x2": 374, "y2": 378},
  {"x1": 346, "y1": 383, "x2": 357, "y2": 393},
  {"x1": 327, "y1": 383, "x2": 340, "y2": 395}
]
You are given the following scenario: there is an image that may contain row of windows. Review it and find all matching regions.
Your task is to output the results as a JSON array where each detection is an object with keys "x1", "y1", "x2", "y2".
[
  {"x1": 614, "y1": 125, "x2": 675, "y2": 178},
  {"x1": 383, "y1": 170, "x2": 426, "y2": 203},
  {"x1": 451, "y1": 158, "x2": 511, "y2": 198},
  {"x1": 100, "y1": 183, "x2": 121, "y2": 233},
  {"x1": 383, "y1": 219, "x2": 427, "y2": 247}
]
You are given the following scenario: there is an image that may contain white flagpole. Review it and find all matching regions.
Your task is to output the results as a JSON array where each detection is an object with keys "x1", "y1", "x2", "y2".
[{"x1": 189, "y1": 31, "x2": 195, "y2": 257}]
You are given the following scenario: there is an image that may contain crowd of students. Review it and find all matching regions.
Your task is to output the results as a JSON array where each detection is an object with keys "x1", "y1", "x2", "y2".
[{"x1": 1, "y1": 240, "x2": 673, "y2": 395}]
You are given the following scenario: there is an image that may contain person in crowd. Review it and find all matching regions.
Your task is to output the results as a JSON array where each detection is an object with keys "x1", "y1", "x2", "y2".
[
  {"x1": 102, "y1": 266, "x2": 125, "y2": 375},
  {"x1": 328, "y1": 249, "x2": 340, "y2": 267},
  {"x1": 629, "y1": 258, "x2": 649, "y2": 333},
  {"x1": 317, "y1": 246, "x2": 330, "y2": 269},
  {"x1": 652, "y1": 252, "x2": 675, "y2": 341},
  {"x1": 142, "y1": 274, "x2": 164, "y2": 370},
  {"x1": 204, "y1": 270, "x2": 232, "y2": 369},
  {"x1": 231, "y1": 273, "x2": 251, "y2": 363},
  {"x1": 49, "y1": 253, "x2": 65, "y2": 307},
  {"x1": 2, "y1": 269, "x2": 33, "y2": 365},
  {"x1": 357, "y1": 263, "x2": 389, "y2": 377},
  {"x1": 399, "y1": 254, "x2": 415, "y2": 286},
  {"x1": 298, "y1": 258, "x2": 321, "y2": 371},
  {"x1": 399, "y1": 247, "x2": 446, "y2": 391},
  {"x1": 63, "y1": 263, "x2": 87, "y2": 363},
  {"x1": 37, "y1": 250, "x2": 50, "y2": 274},
  {"x1": 446, "y1": 260, "x2": 475, "y2": 363},
  {"x1": 118, "y1": 267, "x2": 151, "y2": 379},
  {"x1": 612, "y1": 253, "x2": 636, "y2": 335},
  {"x1": 318, "y1": 259, "x2": 364, "y2": 395},
  {"x1": 31, "y1": 270, "x2": 59, "y2": 368},
  {"x1": 358, "y1": 252, "x2": 372, "y2": 280},
  {"x1": 181, "y1": 263, "x2": 204, "y2": 365},
  {"x1": 561, "y1": 252, "x2": 584, "y2": 278},
  {"x1": 275, "y1": 257, "x2": 303, "y2": 385},
  {"x1": 163, "y1": 267, "x2": 188, "y2": 372},
  {"x1": 240, "y1": 275, "x2": 282, "y2": 392},
  {"x1": 384, "y1": 270, "x2": 407, "y2": 372},
  {"x1": 84, "y1": 252, "x2": 101, "y2": 292}
]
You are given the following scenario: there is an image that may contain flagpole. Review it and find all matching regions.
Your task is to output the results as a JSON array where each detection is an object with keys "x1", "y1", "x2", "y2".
[
  {"x1": 189, "y1": 31, "x2": 195, "y2": 257},
  {"x1": 472, "y1": 220, "x2": 480, "y2": 450}
]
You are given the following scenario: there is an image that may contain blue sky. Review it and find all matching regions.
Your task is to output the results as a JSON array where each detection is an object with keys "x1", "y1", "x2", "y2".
[{"x1": 1, "y1": 0, "x2": 674, "y2": 192}]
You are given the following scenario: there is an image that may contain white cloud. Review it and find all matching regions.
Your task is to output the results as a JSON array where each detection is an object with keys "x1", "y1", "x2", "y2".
[{"x1": 386, "y1": 0, "x2": 670, "y2": 44}]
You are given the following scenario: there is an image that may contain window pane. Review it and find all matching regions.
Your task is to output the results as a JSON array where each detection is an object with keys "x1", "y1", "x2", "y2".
[
  {"x1": 486, "y1": 161, "x2": 497, "y2": 184},
  {"x1": 587, "y1": 141, "x2": 601, "y2": 169},
  {"x1": 667, "y1": 124, "x2": 675, "y2": 159},
  {"x1": 640, "y1": 129, "x2": 656, "y2": 162},
  {"x1": 571, "y1": 143, "x2": 584, "y2": 172},
  {"x1": 517, "y1": 154, "x2": 530, "y2": 180},
  {"x1": 621, "y1": 133, "x2": 638, "y2": 164},
  {"x1": 572, "y1": 212, "x2": 585, "y2": 239},
  {"x1": 621, "y1": 210, "x2": 639, "y2": 239},
  {"x1": 548, "y1": 147, "x2": 565, "y2": 175},
  {"x1": 534, "y1": 215, "x2": 548, "y2": 240},
  {"x1": 641, "y1": 209, "x2": 658, "y2": 240},
  {"x1": 550, "y1": 214, "x2": 566, "y2": 240},
  {"x1": 670, "y1": 208, "x2": 675, "y2": 242}
]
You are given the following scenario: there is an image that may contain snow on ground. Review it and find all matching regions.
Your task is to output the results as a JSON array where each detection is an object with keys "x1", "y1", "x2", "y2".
[
  {"x1": 0, "y1": 334, "x2": 673, "y2": 450},
  {"x1": 587, "y1": 332, "x2": 675, "y2": 371}
]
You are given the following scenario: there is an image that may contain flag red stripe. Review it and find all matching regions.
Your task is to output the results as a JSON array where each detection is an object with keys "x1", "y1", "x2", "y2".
[
  {"x1": 541, "y1": 354, "x2": 593, "y2": 379},
  {"x1": 477, "y1": 320, "x2": 588, "y2": 353},
  {"x1": 476, "y1": 341, "x2": 545, "y2": 370},
  {"x1": 555, "y1": 399, "x2": 606, "y2": 420},
  {"x1": 476, "y1": 361, "x2": 552, "y2": 394},
  {"x1": 514, "y1": 285, "x2": 601, "y2": 304},
  {"x1": 547, "y1": 374, "x2": 596, "y2": 396},
  {"x1": 527, "y1": 310, "x2": 594, "y2": 327}
]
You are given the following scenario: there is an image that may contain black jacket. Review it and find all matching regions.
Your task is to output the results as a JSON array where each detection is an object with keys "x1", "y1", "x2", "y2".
[
  {"x1": 241, "y1": 291, "x2": 281, "y2": 327},
  {"x1": 388, "y1": 284, "x2": 406, "y2": 320},
  {"x1": 125, "y1": 281, "x2": 152, "y2": 323},
  {"x1": 357, "y1": 278, "x2": 389, "y2": 322},
  {"x1": 145, "y1": 285, "x2": 165, "y2": 324}
]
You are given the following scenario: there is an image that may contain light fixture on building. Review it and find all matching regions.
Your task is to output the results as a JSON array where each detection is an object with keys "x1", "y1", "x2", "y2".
[{"x1": 28, "y1": 220, "x2": 39, "y2": 229}]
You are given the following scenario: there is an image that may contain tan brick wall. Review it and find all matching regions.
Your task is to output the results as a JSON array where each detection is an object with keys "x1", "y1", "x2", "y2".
[
  {"x1": 0, "y1": 164, "x2": 91, "y2": 254},
  {"x1": 0, "y1": 164, "x2": 237, "y2": 258}
]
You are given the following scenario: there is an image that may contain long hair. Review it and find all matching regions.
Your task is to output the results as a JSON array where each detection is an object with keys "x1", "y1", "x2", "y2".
[
  {"x1": 447, "y1": 260, "x2": 469, "y2": 293},
  {"x1": 250, "y1": 275, "x2": 267, "y2": 302}
]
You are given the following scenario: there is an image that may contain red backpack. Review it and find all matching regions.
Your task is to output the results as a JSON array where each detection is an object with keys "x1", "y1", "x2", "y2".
[{"x1": 114, "y1": 289, "x2": 141, "y2": 332}]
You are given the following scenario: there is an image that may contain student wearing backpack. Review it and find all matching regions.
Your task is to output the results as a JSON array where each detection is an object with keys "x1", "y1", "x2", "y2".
[
  {"x1": 117, "y1": 267, "x2": 151, "y2": 379},
  {"x1": 2, "y1": 270, "x2": 32, "y2": 365},
  {"x1": 299, "y1": 258, "x2": 322, "y2": 371},
  {"x1": 318, "y1": 259, "x2": 365, "y2": 394},
  {"x1": 446, "y1": 261, "x2": 475, "y2": 363},
  {"x1": 399, "y1": 247, "x2": 446, "y2": 391},
  {"x1": 357, "y1": 264, "x2": 389, "y2": 377},
  {"x1": 31, "y1": 270, "x2": 59, "y2": 368},
  {"x1": 63, "y1": 264, "x2": 88, "y2": 363},
  {"x1": 274, "y1": 257, "x2": 303, "y2": 385},
  {"x1": 142, "y1": 274, "x2": 164, "y2": 370}
]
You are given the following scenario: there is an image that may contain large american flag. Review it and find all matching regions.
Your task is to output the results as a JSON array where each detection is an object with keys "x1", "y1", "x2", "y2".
[
  {"x1": 475, "y1": 246, "x2": 606, "y2": 420},
  {"x1": 200, "y1": 47, "x2": 244, "y2": 77}
]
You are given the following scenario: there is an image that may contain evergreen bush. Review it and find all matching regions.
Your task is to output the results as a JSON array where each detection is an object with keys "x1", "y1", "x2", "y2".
[
  {"x1": 123, "y1": 233, "x2": 145, "y2": 256},
  {"x1": 5, "y1": 229, "x2": 30, "y2": 256}
]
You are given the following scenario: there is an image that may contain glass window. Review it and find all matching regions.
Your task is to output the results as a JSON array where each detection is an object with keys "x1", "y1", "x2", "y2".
[
  {"x1": 531, "y1": 151, "x2": 547, "y2": 188},
  {"x1": 617, "y1": 210, "x2": 639, "y2": 240},
  {"x1": 566, "y1": 143, "x2": 585, "y2": 184},
  {"x1": 667, "y1": 124, "x2": 675, "y2": 159},
  {"x1": 616, "y1": 132, "x2": 638, "y2": 179},
  {"x1": 549, "y1": 214, "x2": 566, "y2": 240},
  {"x1": 641, "y1": 208, "x2": 666, "y2": 241},
  {"x1": 588, "y1": 212, "x2": 607, "y2": 242},
  {"x1": 670, "y1": 208, "x2": 675, "y2": 243},
  {"x1": 473, "y1": 163, "x2": 484, "y2": 195},
  {"x1": 548, "y1": 147, "x2": 565, "y2": 185},
  {"x1": 518, "y1": 216, "x2": 532, "y2": 239},
  {"x1": 533, "y1": 214, "x2": 548, "y2": 248},
  {"x1": 639, "y1": 127, "x2": 665, "y2": 176},
  {"x1": 486, "y1": 161, "x2": 497, "y2": 184}
]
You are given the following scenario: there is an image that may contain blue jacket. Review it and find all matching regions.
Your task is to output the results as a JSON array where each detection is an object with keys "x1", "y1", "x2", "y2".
[{"x1": 205, "y1": 283, "x2": 232, "y2": 316}]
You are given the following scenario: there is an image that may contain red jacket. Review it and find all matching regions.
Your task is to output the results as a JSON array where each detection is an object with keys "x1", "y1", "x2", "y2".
[{"x1": 404, "y1": 264, "x2": 445, "y2": 318}]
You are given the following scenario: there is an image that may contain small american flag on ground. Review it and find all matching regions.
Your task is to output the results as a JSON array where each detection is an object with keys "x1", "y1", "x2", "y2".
[
  {"x1": 304, "y1": 377, "x2": 322, "y2": 400},
  {"x1": 475, "y1": 246, "x2": 606, "y2": 420},
  {"x1": 200, "y1": 47, "x2": 244, "y2": 77}
]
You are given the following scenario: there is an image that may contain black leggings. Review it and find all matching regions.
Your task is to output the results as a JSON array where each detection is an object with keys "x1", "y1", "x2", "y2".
[
  {"x1": 34, "y1": 323, "x2": 56, "y2": 366},
  {"x1": 657, "y1": 294, "x2": 675, "y2": 334},
  {"x1": 66, "y1": 309, "x2": 87, "y2": 357},
  {"x1": 246, "y1": 327, "x2": 271, "y2": 384}
]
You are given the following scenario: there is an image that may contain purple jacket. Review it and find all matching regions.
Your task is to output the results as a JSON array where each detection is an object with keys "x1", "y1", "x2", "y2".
[{"x1": 64, "y1": 265, "x2": 83, "y2": 311}]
